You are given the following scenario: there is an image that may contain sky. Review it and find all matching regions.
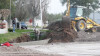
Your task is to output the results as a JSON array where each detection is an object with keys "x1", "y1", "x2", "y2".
[
  {"x1": 47, "y1": 0, "x2": 66, "y2": 14},
  {"x1": 47, "y1": 0, "x2": 100, "y2": 14}
]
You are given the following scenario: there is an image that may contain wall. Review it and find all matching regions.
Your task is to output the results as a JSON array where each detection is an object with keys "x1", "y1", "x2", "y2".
[{"x1": 0, "y1": 20, "x2": 8, "y2": 34}]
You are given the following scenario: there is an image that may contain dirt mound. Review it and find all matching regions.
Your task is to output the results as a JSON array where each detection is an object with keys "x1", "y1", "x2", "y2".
[
  {"x1": 46, "y1": 16, "x2": 78, "y2": 43},
  {"x1": 9, "y1": 34, "x2": 32, "y2": 43}
]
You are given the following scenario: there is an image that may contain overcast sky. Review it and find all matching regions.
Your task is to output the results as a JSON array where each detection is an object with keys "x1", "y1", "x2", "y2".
[
  {"x1": 47, "y1": 0, "x2": 100, "y2": 14},
  {"x1": 47, "y1": 0, "x2": 66, "y2": 14}
]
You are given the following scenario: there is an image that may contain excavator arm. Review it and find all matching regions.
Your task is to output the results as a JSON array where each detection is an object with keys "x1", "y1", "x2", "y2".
[
  {"x1": 65, "y1": 0, "x2": 77, "y2": 31},
  {"x1": 66, "y1": 0, "x2": 70, "y2": 16},
  {"x1": 87, "y1": 18, "x2": 100, "y2": 26}
]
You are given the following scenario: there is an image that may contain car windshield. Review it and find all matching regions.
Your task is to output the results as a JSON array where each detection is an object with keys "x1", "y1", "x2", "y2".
[
  {"x1": 70, "y1": 7, "x2": 77, "y2": 18},
  {"x1": 70, "y1": 7, "x2": 83, "y2": 18}
]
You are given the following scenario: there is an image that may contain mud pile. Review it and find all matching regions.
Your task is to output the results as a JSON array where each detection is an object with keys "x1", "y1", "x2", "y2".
[
  {"x1": 9, "y1": 34, "x2": 32, "y2": 43},
  {"x1": 46, "y1": 16, "x2": 78, "y2": 43}
]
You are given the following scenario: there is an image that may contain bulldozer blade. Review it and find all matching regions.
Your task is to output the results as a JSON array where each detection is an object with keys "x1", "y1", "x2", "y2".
[
  {"x1": 62, "y1": 16, "x2": 77, "y2": 32},
  {"x1": 62, "y1": 16, "x2": 71, "y2": 29}
]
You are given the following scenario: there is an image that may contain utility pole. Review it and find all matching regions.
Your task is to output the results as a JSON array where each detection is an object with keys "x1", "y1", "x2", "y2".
[
  {"x1": 10, "y1": 0, "x2": 12, "y2": 28},
  {"x1": 40, "y1": 0, "x2": 43, "y2": 28}
]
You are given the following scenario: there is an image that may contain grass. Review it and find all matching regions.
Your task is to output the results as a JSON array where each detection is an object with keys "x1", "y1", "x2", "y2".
[
  {"x1": 0, "y1": 32, "x2": 21, "y2": 43},
  {"x1": 0, "y1": 29, "x2": 33, "y2": 43},
  {"x1": 0, "y1": 29, "x2": 50, "y2": 43},
  {"x1": 28, "y1": 26, "x2": 33, "y2": 28},
  {"x1": 15, "y1": 29, "x2": 33, "y2": 33}
]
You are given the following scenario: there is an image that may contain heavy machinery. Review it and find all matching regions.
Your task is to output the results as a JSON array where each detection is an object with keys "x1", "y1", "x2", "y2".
[{"x1": 66, "y1": 0, "x2": 100, "y2": 32}]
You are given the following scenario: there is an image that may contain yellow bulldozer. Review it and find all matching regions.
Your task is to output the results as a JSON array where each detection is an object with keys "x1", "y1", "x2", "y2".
[{"x1": 65, "y1": 0, "x2": 100, "y2": 32}]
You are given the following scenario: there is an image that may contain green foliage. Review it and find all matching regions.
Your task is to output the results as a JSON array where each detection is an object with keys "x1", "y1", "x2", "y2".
[
  {"x1": 0, "y1": 0, "x2": 15, "y2": 9},
  {"x1": 30, "y1": 32, "x2": 35, "y2": 40},
  {"x1": 46, "y1": 14, "x2": 63, "y2": 24},
  {"x1": 83, "y1": 8, "x2": 92, "y2": 17},
  {"x1": 0, "y1": 29, "x2": 33, "y2": 43},
  {"x1": 8, "y1": 28, "x2": 33, "y2": 33},
  {"x1": 60, "y1": 0, "x2": 100, "y2": 17},
  {"x1": 8, "y1": 28, "x2": 13, "y2": 32},
  {"x1": 0, "y1": 0, "x2": 16, "y2": 19},
  {"x1": 15, "y1": 29, "x2": 33, "y2": 33},
  {"x1": 61, "y1": 0, "x2": 99, "y2": 9},
  {"x1": 30, "y1": 29, "x2": 51, "y2": 40},
  {"x1": 0, "y1": 32, "x2": 21, "y2": 43},
  {"x1": 0, "y1": 0, "x2": 10, "y2": 9}
]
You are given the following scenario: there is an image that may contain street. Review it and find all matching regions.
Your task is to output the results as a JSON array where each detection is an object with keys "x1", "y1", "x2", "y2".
[{"x1": 21, "y1": 42, "x2": 100, "y2": 56}]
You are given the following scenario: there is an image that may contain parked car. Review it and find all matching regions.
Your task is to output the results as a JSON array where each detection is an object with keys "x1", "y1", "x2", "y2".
[{"x1": 21, "y1": 22, "x2": 27, "y2": 29}]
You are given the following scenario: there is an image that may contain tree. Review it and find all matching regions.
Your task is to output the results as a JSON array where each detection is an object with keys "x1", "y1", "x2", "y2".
[
  {"x1": 0, "y1": 0, "x2": 16, "y2": 27},
  {"x1": 46, "y1": 14, "x2": 63, "y2": 24},
  {"x1": 61, "y1": 0, "x2": 99, "y2": 10},
  {"x1": 42, "y1": 0, "x2": 49, "y2": 24},
  {"x1": 0, "y1": 0, "x2": 11, "y2": 9},
  {"x1": 15, "y1": 0, "x2": 29, "y2": 21},
  {"x1": 27, "y1": 0, "x2": 48, "y2": 20},
  {"x1": 27, "y1": 0, "x2": 40, "y2": 19},
  {"x1": 0, "y1": 0, "x2": 16, "y2": 16},
  {"x1": 0, "y1": 9, "x2": 10, "y2": 19},
  {"x1": 15, "y1": 0, "x2": 48, "y2": 22},
  {"x1": 60, "y1": 0, "x2": 100, "y2": 16}
]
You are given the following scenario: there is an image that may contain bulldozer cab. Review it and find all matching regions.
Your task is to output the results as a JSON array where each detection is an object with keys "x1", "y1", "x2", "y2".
[{"x1": 70, "y1": 7, "x2": 83, "y2": 19}]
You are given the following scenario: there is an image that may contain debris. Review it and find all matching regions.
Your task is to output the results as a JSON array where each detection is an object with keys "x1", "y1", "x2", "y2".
[
  {"x1": 9, "y1": 34, "x2": 32, "y2": 43},
  {"x1": 46, "y1": 16, "x2": 78, "y2": 43},
  {"x1": 75, "y1": 31, "x2": 100, "y2": 42}
]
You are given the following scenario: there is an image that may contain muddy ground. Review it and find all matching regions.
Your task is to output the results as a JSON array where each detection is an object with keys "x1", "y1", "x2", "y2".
[
  {"x1": 75, "y1": 31, "x2": 100, "y2": 42},
  {"x1": 21, "y1": 42, "x2": 100, "y2": 56},
  {"x1": 0, "y1": 46, "x2": 62, "y2": 56},
  {"x1": 0, "y1": 31, "x2": 100, "y2": 56}
]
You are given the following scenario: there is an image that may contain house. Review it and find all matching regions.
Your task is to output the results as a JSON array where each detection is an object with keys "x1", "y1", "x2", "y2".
[{"x1": 33, "y1": 15, "x2": 44, "y2": 27}]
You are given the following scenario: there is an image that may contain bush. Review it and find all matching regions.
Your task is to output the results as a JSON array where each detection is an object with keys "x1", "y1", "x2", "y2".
[
  {"x1": 8, "y1": 28, "x2": 13, "y2": 32},
  {"x1": 30, "y1": 32, "x2": 35, "y2": 40},
  {"x1": 29, "y1": 30, "x2": 51, "y2": 40}
]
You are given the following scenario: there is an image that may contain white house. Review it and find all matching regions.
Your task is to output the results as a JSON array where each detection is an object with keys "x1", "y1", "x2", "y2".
[
  {"x1": 34, "y1": 19, "x2": 43, "y2": 27},
  {"x1": 33, "y1": 15, "x2": 44, "y2": 27},
  {"x1": 33, "y1": 15, "x2": 48, "y2": 27}
]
